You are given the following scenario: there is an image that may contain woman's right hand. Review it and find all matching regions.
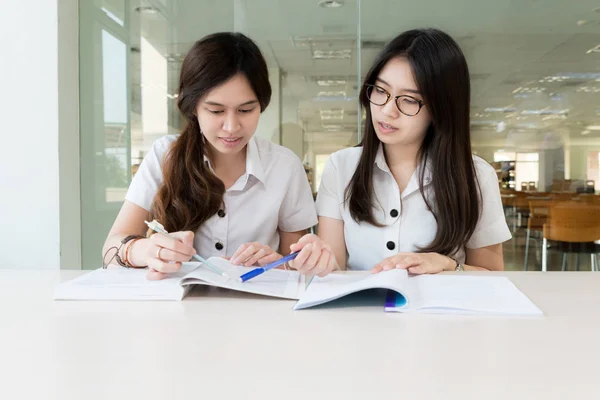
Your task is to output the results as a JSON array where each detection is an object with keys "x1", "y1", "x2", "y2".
[
  {"x1": 130, "y1": 231, "x2": 196, "y2": 280},
  {"x1": 288, "y1": 234, "x2": 338, "y2": 277}
]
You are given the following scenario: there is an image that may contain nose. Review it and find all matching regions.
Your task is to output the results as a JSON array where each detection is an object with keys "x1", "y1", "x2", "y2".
[
  {"x1": 222, "y1": 112, "x2": 241, "y2": 133},
  {"x1": 380, "y1": 99, "x2": 400, "y2": 119}
]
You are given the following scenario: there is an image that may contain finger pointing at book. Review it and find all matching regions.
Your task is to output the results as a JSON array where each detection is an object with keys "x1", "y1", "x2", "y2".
[
  {"x1": 371, "y1": 252, "x2": 456, "y2": 275},
  {"x1": 230, "y1": 242, "x2": 282, "y2": 267}
]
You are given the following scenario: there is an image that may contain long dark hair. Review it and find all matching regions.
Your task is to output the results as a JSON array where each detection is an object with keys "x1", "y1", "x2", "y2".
[
  {"x1": 150, "y1": 32, "x2": 271, "y2": 233},
  {"x1": 345, "y1": 28, "x2": 480, "y2": 255}
]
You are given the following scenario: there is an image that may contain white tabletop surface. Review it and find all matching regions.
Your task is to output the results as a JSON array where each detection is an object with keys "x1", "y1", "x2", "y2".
[{"x1": 1, "y1": 269, "x2": 599, "y2": 400}]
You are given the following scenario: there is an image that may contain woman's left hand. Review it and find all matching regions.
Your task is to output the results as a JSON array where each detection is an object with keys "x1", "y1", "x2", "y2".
[
  {"x1": 371, "y1": 252, "x2": 455, "y2": 275},
  {"x1": 230, "y1": 242, "x2": 282, "y2": 267}
]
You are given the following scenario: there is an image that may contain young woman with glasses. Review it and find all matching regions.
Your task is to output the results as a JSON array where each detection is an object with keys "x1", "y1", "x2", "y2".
[{"x1": 288, "y1": 28, "x2": 511, "y2": 277}]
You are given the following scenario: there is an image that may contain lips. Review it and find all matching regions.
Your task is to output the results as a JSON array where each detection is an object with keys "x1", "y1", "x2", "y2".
[
  {"x1": 218, "y1": 137, "x2": 243, "y2": 147},
  {"x1": 377, "y1": 121, "x2": 398, "y2": 134}
]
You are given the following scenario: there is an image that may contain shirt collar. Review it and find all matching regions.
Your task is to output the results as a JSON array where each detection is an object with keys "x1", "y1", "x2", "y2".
[
  {"x1": 373, "y1": 144, "x2": 433, "y2": 197},
  {"x1": 374, "y1": 144, "x2": 390, "y2": 173},
  {"x1": 203, "y1": 137, "x2": 266, "y2": 190},
  {"x1": 244, "y1": 136, "x2": 265, "y2": 184}
]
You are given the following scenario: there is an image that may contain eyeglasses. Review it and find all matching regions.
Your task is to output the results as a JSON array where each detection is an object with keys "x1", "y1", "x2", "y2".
[
  {"x1": 365, "y1": 84, "x2": 425, "y2": 116},
  {"x1": 102, "y1": 246, "x2": 121, "y2": 269}
]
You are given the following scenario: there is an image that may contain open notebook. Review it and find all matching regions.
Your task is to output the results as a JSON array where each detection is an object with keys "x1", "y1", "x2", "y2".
[
  {"x1": 55, "y1": 261, "x2": 542, "y2": 316},
  {"x1": 54, "y1": 258, "x2": 305, "y2": 301},
  {"x1": 294, "y1": 269, "x2": 543, "y2": 316}
]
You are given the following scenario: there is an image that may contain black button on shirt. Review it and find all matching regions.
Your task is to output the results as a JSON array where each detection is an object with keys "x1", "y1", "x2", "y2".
[
  {"x1": 390, "y1": 209, "x2": 399, "y2": 218},
  {"x1": 215, "y1": 242, "x2": 224, "y2": 251},
  {"x1": 217, "y1": 209, "x2": 226, "y2": 218},
  {"x1": 386, "y1": 241, "x2": 395, "y2": 250}
]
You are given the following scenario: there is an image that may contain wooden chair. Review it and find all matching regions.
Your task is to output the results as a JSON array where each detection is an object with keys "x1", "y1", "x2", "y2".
[
  {"x1": 576, "y1": 194, "x2": 600, "y2": 204},
  {"x1": 542, "y1": 201, "x2": 600, "y2": 271},
  {"x1": 513, "y1": 192, "x2": 538, "y2": 230},
  {"x1": 513, "y1": 193, "x2": 551, "y2": 233},
  {"x1": 586, "y1": 180, "x2": 595, "y2": 191},
  {"x1": 524, "y1": 199, "x2": 552, "y2": 270},
  {"x1": 501, "y1": 192, "x2": 519, "y2": 233},
  {"x1": 550, "y1": 192, "x2": 571, "y2": 200}
]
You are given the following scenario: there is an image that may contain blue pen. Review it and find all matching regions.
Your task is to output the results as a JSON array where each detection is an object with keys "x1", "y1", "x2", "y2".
[{"x1": 238, "y1": 251, "x2": 299, "y2": 283}]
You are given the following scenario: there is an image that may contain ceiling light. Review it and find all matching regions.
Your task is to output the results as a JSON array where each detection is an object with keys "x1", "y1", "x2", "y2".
[
  {"x1": 582, "y1": 130, "x2": 591, "y2": 135},
  {"x1": 135, "y1": 6, "x2": 158, "y2": 14},
  {"x1": 542, "y1": 115, "x2": 567, "y2": 121},
  {"x1": 317, "y1": 79, "x2": 347, "y2": 86},
  {"x1": 165, "y1": 54, "x2": 185, "y2": 62},
  {"x1": 470, "y1": 120, "x2": 501, "y2": 126},
  {"x1": 322, "y1": 124, "x2": 344, "y2": 132},
  {"x1": 577, "y1": 86, "x2": 600, "y2": 93},
  {"x1": 485, "y1": 107, "x2": 517, "y2": 113},
  {"x1": 320, "y1": 108, "x2": 344, "y2": 115},
  {"x1": 586, "y1": 125, "x2": 600, "y2": 131},
  {"x1": 318, "y1": 91, "x2": 346, "y2": 97},
  {"x1": 318, "y1": 0, "x2": 345, "y2": 8},
  {"x1": 550, "y1": 93, "x2": 563, "y2": 101},
  {"x1": 586, "y1": 44, "x2": 600, "y2": 54},
  {"x1": 320, "y1": 109, "x2": 345, "y2": 120},
  {"x1": 521, "y1": 109, "x2": 569, "y2": 116},
  {"x1": 313, "y1": 49, "x2": 352, "y2": 60},
  {"x1": 513, "y1": 87, "x2": 546, "y2": 94},
  {"x1": 540, "y1": 72, "x2": 600, "y2": 81},
  {"x1": 539, "y1": 76, "x2": 565, "y2": 83},
  {"x1": 312, "y1": 95, "x2": 356, "y2": 102}
]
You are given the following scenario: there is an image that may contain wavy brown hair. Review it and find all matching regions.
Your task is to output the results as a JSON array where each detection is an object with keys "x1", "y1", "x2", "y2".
[
  {"x1": 345, "y1": 28, "x2": 481, "y2": 255},
  {"x1": 150, "y1": 32, "x2": 271, "y2": 233}
]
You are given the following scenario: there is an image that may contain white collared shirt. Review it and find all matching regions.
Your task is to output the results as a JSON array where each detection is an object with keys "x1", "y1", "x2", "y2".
[
  {"x1": 126, "y1": 135, "x2": 317, "y2": 258},
  {"x1": 315, "y1": 145, "x2": 512, "y2": 270}
]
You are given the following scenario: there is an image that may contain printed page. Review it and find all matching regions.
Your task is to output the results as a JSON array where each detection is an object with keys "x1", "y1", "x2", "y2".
[
  {"x1": 53, "y1": 264, "x2": 198, "y2": 301},
  {"x1": 180, "y1": 258, "x2": 305, "y2": 300},
  {"x1": 293, "y1": 269, "x2": 415, "y2": 310},
  {"x1": 398, "y1": 274, "x2": 543, "y2": 316}
]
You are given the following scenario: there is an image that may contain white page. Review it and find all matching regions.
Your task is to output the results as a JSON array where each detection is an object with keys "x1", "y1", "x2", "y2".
[
  {"x1": 181, "y1": 258, "x2": 305, "y2": 300},
  {"x1": 293, "y1": 269, "x2": 417, "y2": 310},
  {"x1": 53, "y1": 264, "x2": 198, "y2": 301},
  {"x1": 391, "y1": 275, "x2": 543, "y2": 316}
]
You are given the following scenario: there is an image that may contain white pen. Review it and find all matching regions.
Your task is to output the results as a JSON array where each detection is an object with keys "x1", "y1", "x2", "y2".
[{"x1": 144, "y1": 219, "x2": 230, "y2": 279}]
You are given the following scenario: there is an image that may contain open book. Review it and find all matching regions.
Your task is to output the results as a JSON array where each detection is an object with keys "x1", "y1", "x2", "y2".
[
  {"x1": 54, "y1": 258, "x2": 305, "y2": 301},
  {"x1": 294, "y1": 269, "x2": 543, "y2": 316},
  {"x1": 55, "y1": 260, "x2": 542, "y2": 316}
]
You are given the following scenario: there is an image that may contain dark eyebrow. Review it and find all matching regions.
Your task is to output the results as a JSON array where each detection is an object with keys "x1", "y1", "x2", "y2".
[
  {"x1": 375, "y1": 78, "x2": 420, "y2": 95},
  {"x1": 204, "y1": 100, "x2": 259, "y2": 107}
]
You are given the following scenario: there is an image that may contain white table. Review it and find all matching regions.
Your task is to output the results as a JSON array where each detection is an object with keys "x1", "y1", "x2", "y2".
[{"x1": 1, "y1": 270, "x2": 599, "y2": 400}]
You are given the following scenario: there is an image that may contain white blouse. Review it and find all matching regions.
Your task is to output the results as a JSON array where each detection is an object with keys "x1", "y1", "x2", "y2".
[
  {"x1": 315, "y1": 145, "x2": 511, "y2": 270},
  {"x1": 126, "y1": 135, "x2": 318, "y2": 258}
]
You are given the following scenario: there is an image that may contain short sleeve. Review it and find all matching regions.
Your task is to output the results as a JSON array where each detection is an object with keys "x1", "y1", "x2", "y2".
[
  {"x1": 315, "y1": 156, "x2": 343, "y2": 220},
  {"x1": 466, "y1": 161, "x2": 512, "y2": 249},
  {"x1": 125, "y1": 137, "x2": 173, "y2": 211},
  {"x1": 277, "y1": 158, "x2": 318, "y2": 232}
]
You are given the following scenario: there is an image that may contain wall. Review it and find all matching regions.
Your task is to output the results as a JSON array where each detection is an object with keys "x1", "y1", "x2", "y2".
[
  {"x1": 0, "y1": 0, "x2": 79, "y2": 269},
  {"x1": 0, "y1": 0, "x2": 60, "y2": 268}
]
